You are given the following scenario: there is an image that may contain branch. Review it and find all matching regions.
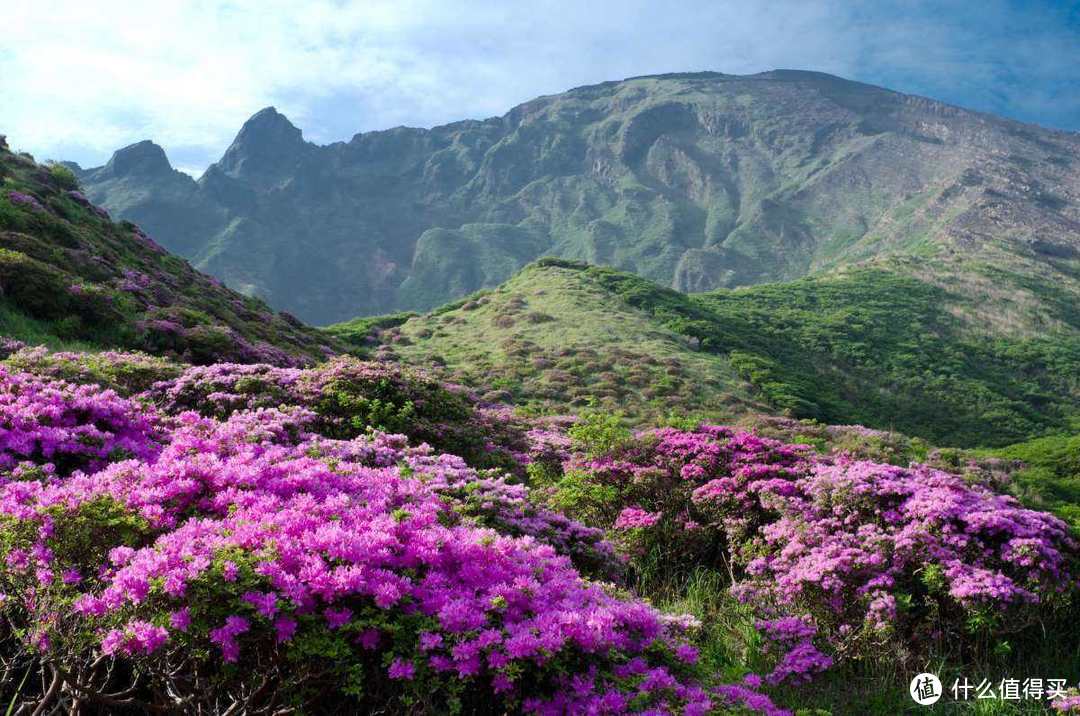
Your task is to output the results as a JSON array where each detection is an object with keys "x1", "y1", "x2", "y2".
[{"x1": 29, "y1": 665, "x2": 60, "y2": 716}]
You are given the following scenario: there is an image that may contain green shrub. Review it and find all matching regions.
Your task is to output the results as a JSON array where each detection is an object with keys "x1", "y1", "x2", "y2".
[
  {"x1": 566, "y1": 409, "x2": 632, "y2": 458},
  {"x1": 46, "y1": 162, "x2": 79, "y2": 190},
  {"x1": 0, "y1": 248, "x2": 74, "y2": 319}
]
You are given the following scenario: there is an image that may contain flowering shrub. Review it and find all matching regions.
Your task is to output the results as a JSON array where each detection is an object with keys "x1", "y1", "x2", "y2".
[
  {"x1": 7, "y1": 190, "x2": 44, "y2": 212},
  {"x1": 117, "y1": 269, "x2": 153, "y2": 293},
  {"x1": 0, "y1": 337, "x2": 27, "y2": 360},
  {"x1": 64, "y1": 189, "x2": 92, "y2": 207},
  {"x1": 753, "y1": 617, "x2": 832, "y2": 685},
  {"x1": 614, "y1": 506, "x2": 662, "y2": 530},
  {"x1": 0, "y1": 365, "x2": 726, "y2": 714},
  {"x1": 553, "y1": 425, "x2": 1080, "y2": 685},
  {"x1": 1055, "y1": 693, "x2": 1080, "y2": 713},
  {"x1": 553, "y1": 426, "x2": 808, "y2": 575},
  {"x1": 408, "y1": 446, "x2": 624, "y2": 580},
  {"x1": 146, "y1": 361, "x2": 301, "y2": 417},
  {"x1": 714, "y1": 457, "x2": 1077, "y2": 664},
  {"x1": 147, "y1": 357, "x2": 531, "y2": 471},
  {"x1": 4, "y1": 346, "x2": 181, "y2": 395},
  {"x1": 0, "y1": 366, "x2": 162, "y2": 476}
]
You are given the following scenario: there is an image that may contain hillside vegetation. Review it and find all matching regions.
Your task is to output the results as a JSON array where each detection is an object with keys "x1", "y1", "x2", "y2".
[
  {"x1": 0, "y1": 138, "x2": 340, "y2": 364},
  {"x1": 1, "y1": 345, "x2": 1078, "y2": 715},
  {"x1": 337, "y1": 259, "x2": 1080, "y2": 447}
]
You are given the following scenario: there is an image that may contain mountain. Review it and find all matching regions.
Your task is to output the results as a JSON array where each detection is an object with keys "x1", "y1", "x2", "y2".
[
  {"x1": 76, "y1": 70, "x2": 1080, "y2": 324},
  {"x1": 330, "y1": 258, "x2": 1080, "y2": 447},
  {"x1": 0, "y1": 136, "x2": 341, "y2": 364}
]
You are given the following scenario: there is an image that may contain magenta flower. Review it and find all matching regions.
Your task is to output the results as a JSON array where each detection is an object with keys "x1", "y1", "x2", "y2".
[
  {"x1": 274, "y1": 617, "x2": 297, "y2": 644},
  {"x1": 170, "y1": 608, "x2": 192, "y2": 632},
  {"x1": 324, "y1": 607, "x2": 352, "y2": 629},
  {"x1": 243, "y1": 591, "x2": 278, "y2": 618},
  {"x1": 388, "y1": 658, "x2": 415, "y2": 680},
  {"x1": 613, "y1": 506, "x2": 661, "y2": 530}
]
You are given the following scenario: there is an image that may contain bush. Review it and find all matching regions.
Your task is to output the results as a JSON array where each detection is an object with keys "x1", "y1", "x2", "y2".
[
  {"x1": 46, "y1": 162, "x2": 79, "y2": 191},
  {"x1": 0, "y1": 366, "x2": 162, "y2": 476},
  {"x1": 553, "y1": 425, "x2": 1080, "y2": 686},
  {"x1": 146, "y1": 357, "x2": 531, "y2": 472},
  {"x1": 0, "y1": 365, "x2": 725, "y2": 715},
  {"x1": 0, "y1": 248, "x2": 74, "y2": 319},
  {"x1": 4, "y1": 346, "x2": 182, "y2": 395}
]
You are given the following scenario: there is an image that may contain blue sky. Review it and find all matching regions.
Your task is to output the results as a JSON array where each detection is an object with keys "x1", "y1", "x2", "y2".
[{"x1": 2, "y1": 0, "x2": 1077, "y2": 176}]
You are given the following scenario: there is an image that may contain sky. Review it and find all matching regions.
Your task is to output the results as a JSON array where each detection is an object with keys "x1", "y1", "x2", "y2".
[{"x1": 2, "y1": 0, "x2": 1078, "y2": 177}]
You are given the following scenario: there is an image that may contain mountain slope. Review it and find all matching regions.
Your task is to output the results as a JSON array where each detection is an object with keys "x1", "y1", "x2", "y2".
[
  {"x1": 328, "y1": 258, "x2": 764, "y2": 423},
  {"x1": 76, "y1": 70, "x2": 1080, "y2": 324},
  {"x1": 0, "y1": 137, "x2": 340, "y2": 364},
  {"x1": 334, "y1": 259, "x2": 1080, "y2": 447}
]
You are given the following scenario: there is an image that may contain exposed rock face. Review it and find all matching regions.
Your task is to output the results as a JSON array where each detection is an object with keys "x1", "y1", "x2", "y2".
[{"x1": 76, "y1": 70, "x2": 1080, "y2": 324}]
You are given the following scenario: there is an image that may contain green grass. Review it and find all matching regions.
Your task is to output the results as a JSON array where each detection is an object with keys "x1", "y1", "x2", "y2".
[
  {"x1": 0, "y1": 300, "x2": 104, "y2": 352},
  {"x1": 323, "y1": 311, "x2": 417, "y2": 357}
]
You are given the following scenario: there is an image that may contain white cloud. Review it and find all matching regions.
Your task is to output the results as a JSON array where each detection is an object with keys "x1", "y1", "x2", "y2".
[
  {"x1": 1, "y1": 0, "x2": 464, "y2": 167},
  {"x1": 1, "y1": 0, "x2": 1075, "y2": 173}
]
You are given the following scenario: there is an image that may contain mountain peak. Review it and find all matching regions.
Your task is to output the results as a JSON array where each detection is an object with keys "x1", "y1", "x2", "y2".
[
  {"x1": 216, "y1": 107, "x2": 308, "y2": 179},
  {"x1": 103, "y1": 140, "x2": 173, "y2": 177},
  {"x1": 243, "y1": 106, "x2": 299, "y2": 134}
]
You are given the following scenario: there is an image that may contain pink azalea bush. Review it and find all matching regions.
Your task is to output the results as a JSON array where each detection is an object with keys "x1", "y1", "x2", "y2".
[
  {"x1": 0, "y1": 366, "x2": 162, "y2": 476},
  {"x1": 703, "y1": 455, "x2": 1077, "y2": 661},
  {"x1": 551, "y1": 424, "x2": 1079, "y2": 685},
  {"x1": 613, "y1": 507, "x2": 663, "y2": 530},
  {"x1": 1054, "y1": 693, "x2": 1080, "y2": 713},
  {"x1": 4, "y1": 345, "x2": 181, "y2": 395},
  {"x1": 6, "y1": 190, "x2": 44, "y2": 212},
  {"x1": 146, "y1": 356, "x2": 534, "y2": 472},
  {"x1": 0, "y1": 364, "x2": 763, "y2": 714}
]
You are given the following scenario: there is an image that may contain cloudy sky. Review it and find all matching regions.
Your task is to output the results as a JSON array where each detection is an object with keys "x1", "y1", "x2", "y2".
[{"x1": 2, "y1": 0, "x2": 1077, "y2": 176}]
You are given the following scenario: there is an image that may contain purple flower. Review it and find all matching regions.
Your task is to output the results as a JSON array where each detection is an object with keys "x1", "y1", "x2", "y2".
[
  {"x1": 7, "y1": 191, "x2": 43, "y2": 212},
  {"x1": 243, "y1": 591, "x2": 278, "y2": 618},
  {"x1": 274, "y1": 617, "x2": 297, "y2": 644},
  {"x1": 324, "y1": 607, "x2": 352, "y2": 629},
  {"x1": 170, "y1": 608, "x2": 192, "y2": 632},
  {"x1": 613, "y1": 506, "x2": 661, "y2": 530},
  {"x1": 388, "y1": 658, "x2": 415, "y2": 680}
]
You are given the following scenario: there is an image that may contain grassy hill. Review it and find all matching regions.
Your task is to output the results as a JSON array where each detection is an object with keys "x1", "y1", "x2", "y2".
[
  {"x1": 328, "y1": 260, "x2": 765, "y2": 424},
  {"x1": 332, "y1": 258, "x2": 1080, "y2": 447}
]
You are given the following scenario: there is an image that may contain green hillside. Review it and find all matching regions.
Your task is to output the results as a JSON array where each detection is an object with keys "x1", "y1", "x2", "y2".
[
  {"x1": 328, "y1": 259, "x2": 764, "y2": 424},
  {"x1": 333, "y1": 259, "x2": 1080, "y2": 447}
]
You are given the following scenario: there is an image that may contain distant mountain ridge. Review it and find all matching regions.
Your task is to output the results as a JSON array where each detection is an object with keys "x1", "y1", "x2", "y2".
[{"x1": 73, "y1": 70, "x2": 1080, "y2": 324}]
